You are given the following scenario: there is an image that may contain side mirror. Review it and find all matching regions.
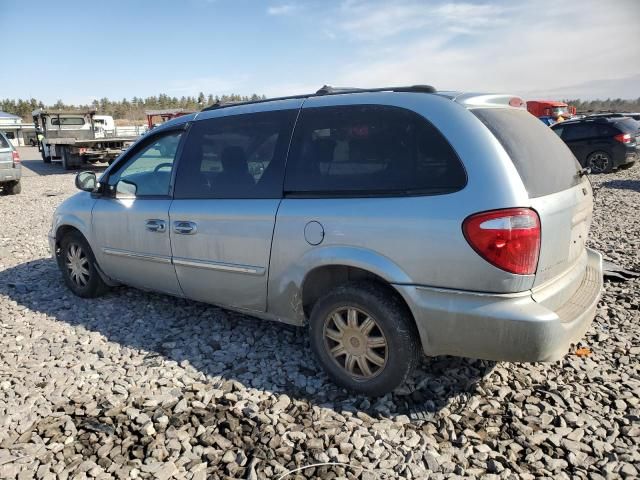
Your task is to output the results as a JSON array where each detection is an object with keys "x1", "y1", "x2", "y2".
[
  {"x1": 75, "y1": 171, "x2": 97, "y2": 192},
  {"x1": 116, "y1": 179, "x2": 137, "y2": 198}
]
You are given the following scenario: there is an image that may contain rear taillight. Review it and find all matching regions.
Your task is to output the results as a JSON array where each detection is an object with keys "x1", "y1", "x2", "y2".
[
  {"x1": 12, "y1": 150, "x2": 20, "y2": 166},
  {"x1": 463, "y1": 208, "x2": 541, "y2": 275},
  {"x1": 614, "y1": 133, "x2": 631, "y2": 143}
]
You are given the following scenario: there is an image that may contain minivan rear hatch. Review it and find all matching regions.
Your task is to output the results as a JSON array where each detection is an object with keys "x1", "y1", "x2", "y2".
[{"x1": 472, "y1": 108, "x2": 593, "y2": 291}]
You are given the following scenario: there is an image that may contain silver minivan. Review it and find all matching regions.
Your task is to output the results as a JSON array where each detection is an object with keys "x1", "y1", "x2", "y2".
[{"x1": 50, "y1": 86, "x2": 602, "y2": 395}]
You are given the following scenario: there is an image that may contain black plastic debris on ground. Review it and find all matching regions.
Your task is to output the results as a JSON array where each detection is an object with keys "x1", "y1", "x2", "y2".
[{"x1": 602, "y1": 260, "x2": 640, "y2": 282}]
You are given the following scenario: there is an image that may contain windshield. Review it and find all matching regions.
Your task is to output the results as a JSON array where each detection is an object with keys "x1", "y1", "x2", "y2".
[{"x1": 552, "y1": 106, "x2": 569, "y2": 116}]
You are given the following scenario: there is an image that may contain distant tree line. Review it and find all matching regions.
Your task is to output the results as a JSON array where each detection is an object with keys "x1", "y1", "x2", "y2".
[
  {"x1": 564, "y1": 98, "x2": 640, "y2": 114},
  {"x1": 2, "y1": 94, "x2": 639, "y2": 123},
  {"x1": 0, "y1": 92, "x2": 266, "y2": 123}
]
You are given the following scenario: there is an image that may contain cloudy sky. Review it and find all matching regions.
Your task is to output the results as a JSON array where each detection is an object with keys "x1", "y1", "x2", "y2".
[{"x1": 1, "y1": 0, "x2": 639, "y2": 103}]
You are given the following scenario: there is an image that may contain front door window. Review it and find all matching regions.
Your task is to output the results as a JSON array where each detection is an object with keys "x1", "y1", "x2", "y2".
[{"x1": 108, "y1": 132, "x2": 183, "y2": 196}]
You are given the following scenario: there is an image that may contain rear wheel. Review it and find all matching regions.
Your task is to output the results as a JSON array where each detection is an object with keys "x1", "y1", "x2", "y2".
[
  {"x1": 586, "y1": 151, "x2": 613, "y2": 174},
  {"x1": 309, "y1": 282, "x2": 420, "y2": 396},
  {"x1": 61, "y1": 146, "x2": 73, "y2": 170},
  {"x1": 6, "y1": 180, "x2": 21, "y2": 195},
  {"x1": 57, "y1": 231, "x2": 108, "y2": 298}
]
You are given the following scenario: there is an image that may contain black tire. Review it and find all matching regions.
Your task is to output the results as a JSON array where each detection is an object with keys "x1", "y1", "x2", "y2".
[
  {"x1": 61, "y1": 147, "x2": 73, "y2": 170},
  {"x1": 308, "y1": 281, "x2": 420, "y2": 396},
  {"x1": 6, "y1": 180, "x2": 21, "y2": 195},
  {"x1": 57, "y1": 231, "x2": 108, "y2": 298},
  {"x1": 586, "y1": 151, "x2": 613, "y2": 174}
]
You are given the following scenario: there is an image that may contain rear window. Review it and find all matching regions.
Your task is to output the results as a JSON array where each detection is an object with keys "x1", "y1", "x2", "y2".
[
  {"x1": 51, "y1": 117, "x2": 85, "y2": 126},
  {"x1": 472, "y1": 108, "x2": 582, "y2": 198},
  {"x1": 284, "y1": 105, "x2": 466, "y2": 196},
  {"x1": 615, "y1": 118, "x2": 640, "y2": 133},
  {"x1": 0, "y1": 133, "x2": 10, "y2": 149}
]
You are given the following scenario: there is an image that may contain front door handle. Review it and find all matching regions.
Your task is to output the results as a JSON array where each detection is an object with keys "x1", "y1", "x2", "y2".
[
  {"x1": 173, "y1": 221, "x2": 197, "y2": 235},
  {"x1": 145, "y1": 219, "x2": 166, "y2": 233}
]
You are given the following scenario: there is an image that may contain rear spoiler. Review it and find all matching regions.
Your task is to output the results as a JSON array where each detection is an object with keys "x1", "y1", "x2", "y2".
[{"x1": 440, "y1": 92, "x2": 526, "y2": 109}]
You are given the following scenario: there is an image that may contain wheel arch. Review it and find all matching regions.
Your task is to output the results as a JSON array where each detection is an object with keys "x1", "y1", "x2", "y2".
[
  {"x1": 268, "y1": 245, "x2": 417, "y2": 328},
  {"x1": 54, "y1": 221, "x2": 117, "y2": 287},
  {"x1": 54, "y1": 218, "x2": 90, "y2": 250}
]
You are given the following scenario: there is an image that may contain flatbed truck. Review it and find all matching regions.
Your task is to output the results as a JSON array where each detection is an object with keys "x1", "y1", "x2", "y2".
[{"x1": 32, "y1": 109, "x2": 138, "y2": 169}]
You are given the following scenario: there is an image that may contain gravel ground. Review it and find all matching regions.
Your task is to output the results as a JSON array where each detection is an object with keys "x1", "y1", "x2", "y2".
[{"x1": 0, "y1": 148, "x2": 638, "y2": 479}]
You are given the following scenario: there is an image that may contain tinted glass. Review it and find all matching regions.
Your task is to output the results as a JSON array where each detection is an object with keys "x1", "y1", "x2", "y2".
[
  {"x1": 174, "y1": 110, "x2": 296, "y2": 199},
  {"x1": 51, "y1": 117, "x2": 85, "y2": 126},
  {"x1": 473, "y1": 108, "x2": 582, "y2": 198},
  {"x1": 108, "y1": 131, "x2": 183, "y2": 196},
  {"x1": 551, "y1": 126, "x2": 564, "y2": 138},
  {"x1": 562, "y1": 124, "x2": 594, "y2": 141},
  {"x1": 0, "y1": 133, "x2": 10, "y2": 149},
  {"x1": 284, "y1": 105, "x2": 465, "y2": 195},
  {"x1": 593, "y1": 124, "x2": 617, "y2": 137},
  {"x1": 615, "y1": 118, "x2": 640, "y2": 133}
]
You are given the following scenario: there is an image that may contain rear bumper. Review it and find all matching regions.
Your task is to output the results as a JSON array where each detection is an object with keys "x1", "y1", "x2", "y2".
[
  {"x1": 0, "y1": 166, "x2": 21, "y2": 183},
  {"x1": 396, "y1": 248, "x2": 603, "y2": 362},
  {"x1": 614, "y1": 145, "x2": 639, "y2": 167},
  {"x1": 622, "y1": 151, "x2": 637, "y2": 165}
]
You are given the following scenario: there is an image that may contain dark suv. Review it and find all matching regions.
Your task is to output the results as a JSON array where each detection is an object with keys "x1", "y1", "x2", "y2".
[{"x1": 551, "y1": 117, "x2": 640, "y2": 173}]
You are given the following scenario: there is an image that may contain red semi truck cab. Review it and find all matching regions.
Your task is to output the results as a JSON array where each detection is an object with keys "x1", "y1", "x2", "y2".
[{"x1": 527, "y1": 100, "x2": 576, "y2": 118}]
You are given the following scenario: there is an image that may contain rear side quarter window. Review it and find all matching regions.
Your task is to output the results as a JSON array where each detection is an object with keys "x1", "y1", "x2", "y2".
[
  {"x1": 472, "y1": 108, "x2": 582, "y2": 198},
  {"x1": 284, "y1": 105, "x2": 466, "y2": 196}
]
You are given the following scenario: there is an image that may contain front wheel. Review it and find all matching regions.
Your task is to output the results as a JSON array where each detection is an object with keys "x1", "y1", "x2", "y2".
[
  {"x1": 57, "y1": 231, "x2": 108, "y2": 298},
  {"x1": 586, "y1": 151, "x2": 613, "y2": 174},
  {"x1": 309, "y1": 282, "x2": 420, "y2": 396}
]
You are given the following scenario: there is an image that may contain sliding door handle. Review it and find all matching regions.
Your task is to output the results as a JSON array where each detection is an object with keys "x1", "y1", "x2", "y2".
[
  {"x1": 173, "y1": 221, "x2": 197, "y2": 235},
  {"x1": 145, "y1": 219, "x2": 166, "y2": 233}
]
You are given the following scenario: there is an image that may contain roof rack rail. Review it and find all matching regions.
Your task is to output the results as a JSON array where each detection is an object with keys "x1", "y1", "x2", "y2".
[
  {"x1": 201, "y1": 84, "x2": 436, "y2": 112},
  {"x1": 316, "y1": 84, "x2": 436, "y2": 95},
  {"x1": 208, "y1": 100, "x2": 245, "y2": 109}
]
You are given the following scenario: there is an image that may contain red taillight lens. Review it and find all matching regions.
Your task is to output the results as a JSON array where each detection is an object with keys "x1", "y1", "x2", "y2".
[
  {"x1": 463, "y1": 208, "x2": 541, "y2": 275},
  {"x1": 12, "y1": 150, "x2": 20, "y2": 165},
  {"x1": 614, "y1": 133, "x2": 631, "y2": 143}
]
